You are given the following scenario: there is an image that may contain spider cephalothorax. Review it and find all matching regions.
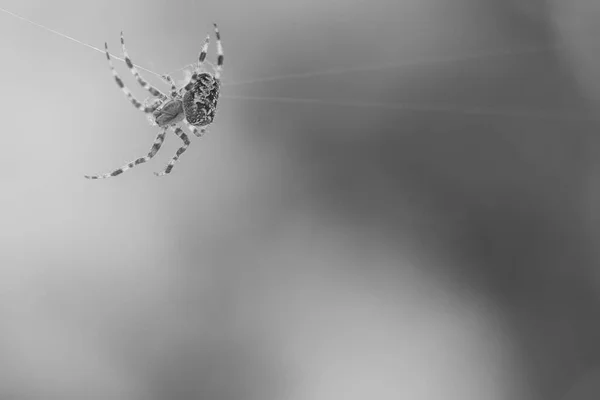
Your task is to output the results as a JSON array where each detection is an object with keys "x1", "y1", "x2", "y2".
[
  {"x1": 152, "y1": 99, "x2": 185, "y2": 127},
  {"x1": 85, "y1": 23, "x2": 224, "y2": 180}
]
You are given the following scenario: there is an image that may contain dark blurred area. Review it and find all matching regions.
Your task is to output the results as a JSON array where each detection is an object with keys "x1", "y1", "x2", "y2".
[{"x1": 227, "y1": 0, "x2": 600, "y2": 399}]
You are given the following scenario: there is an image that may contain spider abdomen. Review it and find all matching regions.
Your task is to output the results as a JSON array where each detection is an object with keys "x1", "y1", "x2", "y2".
[{"x1": 182, "y1": 73, "x2": 220, "y2": 127}]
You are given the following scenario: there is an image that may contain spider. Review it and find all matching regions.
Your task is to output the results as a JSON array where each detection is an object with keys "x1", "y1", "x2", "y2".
[{"x1": 85, "y1": 23, "x2": 224, "y2": 179}]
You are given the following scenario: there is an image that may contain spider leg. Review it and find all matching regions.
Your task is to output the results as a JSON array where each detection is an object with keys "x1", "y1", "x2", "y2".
[
  {"x1": 154, "y1": 127, "x2": 191, "y2": 176},
  {"x1": 198, "y1": 34, "x2": 211, "y2": 66},
  {"x1": 105, "y1": 42, "x2": 158, "y2": 114},
  {"x1": 184, "y1": 35, "x2": 211, "y2": 91},
  {"x1": 85, "y1": 128, "x2": 168, "y2": 179},
  {"x1": 212, "y1": 23, "x2": 224, "y2": 79},
  {"x1": 121, "y1": 32, "x2": 167, "y2": 100},
  {"x1": 185, "y1": 121, "x2": 206, "y2": 138},
  {"x1": 160, "y1": 74, "x2": 179, "y2": 98}
]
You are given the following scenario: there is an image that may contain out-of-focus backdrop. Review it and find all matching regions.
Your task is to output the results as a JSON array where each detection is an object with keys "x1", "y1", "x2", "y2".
[{"x1": 1, "y1": 0, "x2": 600, "y2": 399}]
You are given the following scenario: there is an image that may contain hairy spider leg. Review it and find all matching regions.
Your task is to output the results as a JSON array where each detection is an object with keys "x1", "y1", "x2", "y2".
[
  {"x1": 184, "y1": 35, "x2": 211, "y2": 91},
  {"x1": 154, "y1": 127, "x2": 191, "y2": 176},
  {"x1": 213, "y1": 23, "x2": 224, "y2": 79},
  {"x1": 160, "y1": 74, "x2": 179, "y2": 98},
  {"x1": 105, "y1": 42, "x2": 159, "y2": 113},
  {"x1": 185, "y1": 121, "x2": 206, "y2": 138},
  {"x1": 120, "y1": 32, "x2": 167, "y2": 100},
  {"x1": 84, "y1": 128, "x2": 168, "y2": 179},
  {"x1": 198, "y1": 34, "x2": 210, "y2": 65}
]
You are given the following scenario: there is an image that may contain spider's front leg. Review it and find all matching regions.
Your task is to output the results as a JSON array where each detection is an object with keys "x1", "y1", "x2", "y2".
[
  {"x1": 85, "y1": 128, "x2": 168, "y2": 179},
  {"x1": 160, "y1": 74, "x2": 179, "y2": 99},
  {"x1": 154, "y1": 127, "x2": 191, "y2": 177},
  {"x1": 105, "y1": 42, "x2": 158, "y2": 114},
  {"x1": 120, "y1": 31, "x2": 167, "y2": 101}
]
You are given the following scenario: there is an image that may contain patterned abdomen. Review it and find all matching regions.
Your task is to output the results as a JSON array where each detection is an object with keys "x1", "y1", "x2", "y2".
[{"x1": 182, "y1": 73, "x2": 221, "y2": 127}]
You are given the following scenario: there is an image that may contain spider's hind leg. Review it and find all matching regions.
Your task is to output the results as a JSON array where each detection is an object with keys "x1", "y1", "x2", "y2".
[
  {"x1": 184, "y1": 35, "x2": 211, "y2": 91},
  {"x1": 85, "y1": 128, "x2": 168, "y2": 179},
  {"x1": 154, "y1": 127, "x2": 191, "y2": 176},
  {"x1": 197, "y1": 34, "x2": 211, "y2": 67},
  {"x1": 212, "y1": 23, "x2": 224, "y2": 79},
  {"x1": 185, "y1": 121, "x2": 206, "y2": 138}
]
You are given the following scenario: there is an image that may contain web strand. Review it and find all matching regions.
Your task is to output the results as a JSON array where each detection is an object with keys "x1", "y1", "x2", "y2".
[
  {"x1": 222, "y1": 45, "x2": 558, "y2": 87},
  {"x1": 0, "y1": 6, "x2": 558, "y2": 86},
  {"x1": 222, "y1": 94, "x2": 599, "y2": 121},
  {"x1": 0, "y1": 5, "x2": 589, "y2": 120},
  {"x1": 0, "y1": 6, "x2": 165, "y2": 79}
]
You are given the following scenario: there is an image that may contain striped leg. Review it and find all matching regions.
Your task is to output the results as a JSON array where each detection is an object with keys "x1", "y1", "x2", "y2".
[
  {"x1": 85, "y1": 128, "x2": 168, "y2": 179},
  {"x1": 121, "y1": 32, "x2": 167, "y2": 100},
  {"x1": 160, "y1": 74, "x2": 179, "y2": 98},
  {"x1": 198, "y1": 34, "x2": 211, "y2": 65},
  {"x1": 154, "y1": 127, "x2": 191, "y2": 176},
  {"x1": 184, "y1": 35, "x2": 210, "y2": 91},
  {"x1": 213, "y1": 23, "x2": 224, "y2": 79},
  {"x1": 185, "y1": 121, "x2": 206, "y2": 138},
  {"x1": 105, "y1": 42, "x2": 158, "y2": 113}
]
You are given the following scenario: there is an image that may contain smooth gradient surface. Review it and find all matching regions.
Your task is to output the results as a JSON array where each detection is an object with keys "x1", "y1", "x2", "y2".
[{"x1": 1, "y1": 1, "x2": 600, "y2": 399}]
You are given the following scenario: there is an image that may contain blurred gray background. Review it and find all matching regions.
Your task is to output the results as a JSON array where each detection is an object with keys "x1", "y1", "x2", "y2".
[{"x1": 1, "y1": 0, "x2": 600, "y2": 399}]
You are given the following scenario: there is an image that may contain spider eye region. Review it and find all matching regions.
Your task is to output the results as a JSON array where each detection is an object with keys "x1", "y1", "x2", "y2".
[
  {"x1": 153, "y1": 99, "x2": 185, "y2": 127},
  {"x1": 183, "y1": 75, "x2": 220, "y2": 127}
]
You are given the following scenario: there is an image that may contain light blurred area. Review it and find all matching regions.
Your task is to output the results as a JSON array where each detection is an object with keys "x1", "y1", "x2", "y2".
[{"x1": 1, "y1": 0, "x2": 600, "y2": 399}]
